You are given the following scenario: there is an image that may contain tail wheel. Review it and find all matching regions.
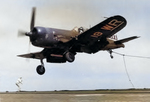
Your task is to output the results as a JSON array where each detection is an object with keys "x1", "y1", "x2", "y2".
[
  {"x1": 36, "y1": 65, "x2": 45, "y2": 75},
  {"x1": 65, "y1": 52, "x2": 75, "y2": 62}
]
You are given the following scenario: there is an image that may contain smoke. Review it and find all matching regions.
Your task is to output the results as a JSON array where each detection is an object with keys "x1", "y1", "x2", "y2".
[{"x1": 34, "y1": 0, "x2": 106, "y2": 29}]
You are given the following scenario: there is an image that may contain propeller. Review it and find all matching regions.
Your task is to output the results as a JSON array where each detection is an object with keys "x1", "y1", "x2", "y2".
[
  {"x1": 18, "y1": 7, "x2": 36, "y2": 37},
  {"x1": 18, "y1": 7, "x2": 36, "y2": 59},
  {"x1": 18, "y1": 30, "x2": 26, "y2": 37}
]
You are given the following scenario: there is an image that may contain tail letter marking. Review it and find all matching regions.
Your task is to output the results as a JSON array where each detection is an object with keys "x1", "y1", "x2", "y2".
[{"x1": 101, "y1": 19, "x2": 124, "y2": 31}]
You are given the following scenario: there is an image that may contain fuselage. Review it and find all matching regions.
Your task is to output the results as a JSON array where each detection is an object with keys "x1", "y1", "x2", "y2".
[
  {"x1": 29, "y1": 26, "x2": 125, "y2": 54},
  {"x1": 30, "y1": 26, "x2": 79, "y2": 48}
]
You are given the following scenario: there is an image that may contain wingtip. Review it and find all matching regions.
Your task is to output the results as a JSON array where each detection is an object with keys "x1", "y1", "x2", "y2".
[
  {"x1": 17, "y1": 55, "x2": 23, "y2": 57},
  {"x1": 134, "y1": 36, "x2": 140, "y2": 39},
  {"x1": 137, "y1": 36, "x2": 140, "y2": 38},
  {"x1": 132, "y1": 36, "x2": 140, "y2": 38}
]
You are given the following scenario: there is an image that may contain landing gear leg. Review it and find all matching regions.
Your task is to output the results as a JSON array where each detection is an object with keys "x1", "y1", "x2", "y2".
[
  {"x1": 108, "y1": 50, "x2": 113, "y2": 59},
  {"x1": 36, "y1": 59, "x2": 45, "y2": 75}
]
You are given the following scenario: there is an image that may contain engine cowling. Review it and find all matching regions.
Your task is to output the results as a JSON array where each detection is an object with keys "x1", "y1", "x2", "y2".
[{"x1": 30, "y1": 27, "x2": 59, "y2": 47}]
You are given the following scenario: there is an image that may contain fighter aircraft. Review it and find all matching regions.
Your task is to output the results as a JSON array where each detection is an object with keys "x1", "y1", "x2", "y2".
[{"x1": 18, "y1": 7, "x2": 139, "y2": 75}]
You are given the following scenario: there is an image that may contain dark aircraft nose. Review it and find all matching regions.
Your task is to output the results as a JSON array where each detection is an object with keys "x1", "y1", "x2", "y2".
[
  {"x1": 28, "y1": 27, "x2": 47, "y2": 45},
  {"x1": 25, "y1": 27, "x2": 38, "y2": 42},
  {"x1": 25, "y1": 32, "x2": 33, "y2": 36}
]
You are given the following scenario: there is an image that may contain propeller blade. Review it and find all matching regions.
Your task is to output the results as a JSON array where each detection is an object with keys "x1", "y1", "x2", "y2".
[
  {"x1": 28, "y1": 40, "x2": 31, "y2": 53},
  {"x1": 18, "y1": 30, "x2": 26, "y2": 37},
  {"x1": 30, "y1": 7, "x2": 36, "y2": 31},
  {"x1": 26, "y1": 40, "x2": 31, "y2": 62}
]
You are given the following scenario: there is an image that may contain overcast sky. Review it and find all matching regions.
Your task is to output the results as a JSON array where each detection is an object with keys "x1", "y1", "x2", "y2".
[{"x1": 0, "y1": 0, "x2": 149, "y2": 91}]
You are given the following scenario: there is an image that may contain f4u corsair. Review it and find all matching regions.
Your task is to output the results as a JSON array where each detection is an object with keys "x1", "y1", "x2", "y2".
[{"x1": 18, "y1": 8, "x2": 139, "y2": 75}]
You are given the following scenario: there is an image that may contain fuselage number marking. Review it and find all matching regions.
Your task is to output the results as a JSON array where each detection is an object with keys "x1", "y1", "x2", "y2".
[{"x1": 91, "y1": 32, "x2": 103, "y2": 38}]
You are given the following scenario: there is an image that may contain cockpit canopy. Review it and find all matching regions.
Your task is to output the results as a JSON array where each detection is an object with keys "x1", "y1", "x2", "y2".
[{"x1": 72, "y1": 26, "x2": 88, "y2": 34}]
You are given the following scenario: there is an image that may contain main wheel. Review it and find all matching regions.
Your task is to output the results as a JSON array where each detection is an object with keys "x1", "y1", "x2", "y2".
[
  {"x1": 110, "y1": 55, "x2": 114, "y2": 59},
  {"x1": 36, "y1": 65, "x2": 45, "y2": 75},
  {"x1": 65, "y1": 52, "x2": 75, "y2": 62}
]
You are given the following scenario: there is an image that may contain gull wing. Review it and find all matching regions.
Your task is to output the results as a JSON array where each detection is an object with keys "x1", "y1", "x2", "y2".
[{"x1": 77, "y1": 15, "x2": 127, "y2": 45}]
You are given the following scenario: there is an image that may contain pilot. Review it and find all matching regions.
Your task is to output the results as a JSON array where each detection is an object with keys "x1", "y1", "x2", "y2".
[{"x1": 78, "y1": 27, "x2": 84, "y2": 34}]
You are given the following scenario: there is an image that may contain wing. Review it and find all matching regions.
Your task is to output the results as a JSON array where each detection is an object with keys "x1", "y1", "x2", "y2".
[
  {"x1": 77, "y1": 15, "x2": 127, "y2": 45},
  {"x1": 18, "y1": 49, "x2": 67, "y2": 63},
  {"x1": 115, "y1": 36, "x2": 139, "y2": 44},
  {"x1": 18, "y1": 52, "x2": 44, "y2": 59}
]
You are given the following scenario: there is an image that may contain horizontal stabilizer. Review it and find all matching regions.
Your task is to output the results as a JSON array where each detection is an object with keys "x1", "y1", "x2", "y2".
[{"x1": 115, "y1": 36, "x2": 139, "y2": 44}]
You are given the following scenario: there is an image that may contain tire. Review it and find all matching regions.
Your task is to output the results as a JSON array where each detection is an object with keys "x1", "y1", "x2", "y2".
[
  {"x1": 110, "y1": 55, "x2": 114, "y2": 59},
  {"x1": 36, "y1": 65, "x2": 45, "y2": 75},
  {"x1": 65, "y1": 52, "x2": 75, "y2": 62}
]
